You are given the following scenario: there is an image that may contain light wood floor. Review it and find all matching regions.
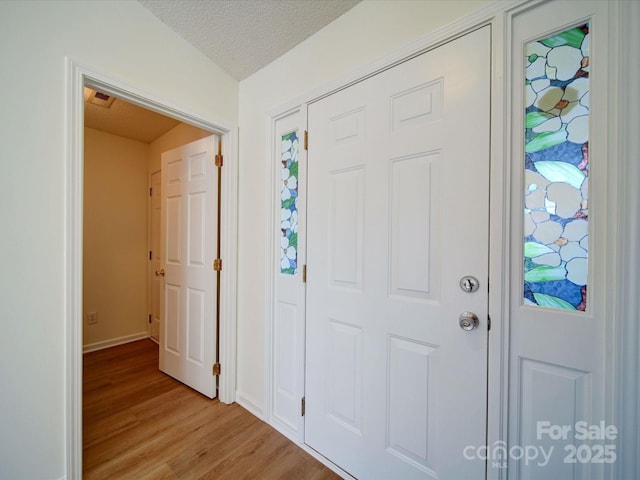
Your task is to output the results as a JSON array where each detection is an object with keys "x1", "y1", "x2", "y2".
[{"x1": 83, "y1": 339, "x2": 341, "y2": 479}]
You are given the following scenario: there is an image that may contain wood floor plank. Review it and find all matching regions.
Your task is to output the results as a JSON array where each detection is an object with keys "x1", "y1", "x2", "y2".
[
  {"x1": 83, "y1": 339, "x2": 341, "y2": 479},
  {"x1": 83, "y1": 408, "x2": 140, "y2": 448}
]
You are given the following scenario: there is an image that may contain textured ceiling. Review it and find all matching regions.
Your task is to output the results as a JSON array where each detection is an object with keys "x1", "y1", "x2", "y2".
[
  {"x1": 87, "y1": 0, "x2": 361, "y2": 142},
  {"x1": 138, "y1": 0, "x2": 362, "y2": 80}
]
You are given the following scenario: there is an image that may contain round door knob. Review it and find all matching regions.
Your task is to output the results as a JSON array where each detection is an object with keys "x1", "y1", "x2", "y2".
[
  {"x1": 155, "y1": 269, "x2": 165, "y2": 277},
  {"x1": 459, "y1": 312, "x2": 479, "y2": 331}
]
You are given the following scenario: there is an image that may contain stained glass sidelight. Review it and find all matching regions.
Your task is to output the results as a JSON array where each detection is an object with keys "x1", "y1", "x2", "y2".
[
  {"x1": 280, "y1": 131, "x2": 299, "y2": 275},
  {"x1": 523, "y1": 24, "x2": 589, "y2": 311}
]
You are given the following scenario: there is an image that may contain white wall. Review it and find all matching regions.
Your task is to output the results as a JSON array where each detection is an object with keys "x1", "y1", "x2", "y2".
[
  {"x1": 236, "y1": 0, "x2": 492, "y2": 415},
  {"x1": 83, "y1": 128, "x2": 149, "y2": 349},
  {"x1": 0, "y1": 1, "x2": 237, "y2": 478}
]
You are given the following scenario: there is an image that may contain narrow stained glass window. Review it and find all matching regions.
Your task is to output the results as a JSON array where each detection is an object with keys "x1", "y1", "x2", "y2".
[
  {"x1": 280, "y1": 131, "x2": 299, "y2": 275},
  {"x1": 523, "y1": 24, "x2": 589, "y2": 311}
]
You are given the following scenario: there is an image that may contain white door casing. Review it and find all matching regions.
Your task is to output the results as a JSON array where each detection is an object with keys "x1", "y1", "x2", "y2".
[
  {"x1": 305, "y1": 27, "x2": 491, "y2": 480},
  {"x1": 150, "y1": 170, "x2": 161, "y2": 341},
  {"x1": 66, "y1": 60, "x2": 239, "y2": 478},
  {"x1": 160, "y1": 135, "x2": 218, "y2": 399}
]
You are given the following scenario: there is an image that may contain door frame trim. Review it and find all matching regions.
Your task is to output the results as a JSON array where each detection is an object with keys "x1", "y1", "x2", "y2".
[
  {"x1": 148, "y1": 168, "x2": 161, "y2": 341},
  {"x1": 615, "y1": 2, "x2": 640, "y2": 477},
  {"x1": 64, "y1": 58, "x2": 238, "y2": 478}
]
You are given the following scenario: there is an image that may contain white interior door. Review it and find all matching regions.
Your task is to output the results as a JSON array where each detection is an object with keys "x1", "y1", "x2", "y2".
[
  {"x1": 159, "y1": 135, "x2": 218, "y2": 399},
  {"x1": 150, "y1": 170, "x2": 161, "y2": 341},
  {"x1": 305, "y1": 27, "x2": 490, "y2": 479}
]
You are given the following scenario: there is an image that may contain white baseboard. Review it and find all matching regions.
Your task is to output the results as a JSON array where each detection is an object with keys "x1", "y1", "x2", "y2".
[
  {"x1": 234, "y1": 395, "x2": 353, "y2": 479},
  {"x1": 269, "y1": 416, "x2": 299, "y2": 444},
  {"x1": 267, "y1": 416, "x2": 354, "y2": 479},
  {"x1": 235, "y1": 391, "x2": 265, "y2": 420},
  {"x1": 82, "y1": 331, "x2": 150, "y2": 353}
]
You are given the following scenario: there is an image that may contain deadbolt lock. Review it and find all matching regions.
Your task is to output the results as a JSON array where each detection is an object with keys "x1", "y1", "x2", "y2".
[{"x1": 459, "y1": 275, "x2": 480, "y2": 293}]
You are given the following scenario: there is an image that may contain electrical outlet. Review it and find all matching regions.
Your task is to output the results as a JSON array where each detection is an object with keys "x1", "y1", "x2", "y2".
[{"x1": 87, "y1": 312, "x2": 98, "y2": 325}]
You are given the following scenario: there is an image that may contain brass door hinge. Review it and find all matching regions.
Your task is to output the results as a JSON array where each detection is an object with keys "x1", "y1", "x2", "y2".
[
  {"x1": 215, "y1": 154, "x2": 224, "y2": 168},
  {"x1": 302, "y1": 264, "x2": 307, "y2": 283},
  {"x1": 212, "y1": 363, "x2": 221, "y2": 376},
  {"x1": 301, "y1": 397, "x2": 306, "y2": 416},
  {"x1": 213, "y1": 258, "x2": 222, "y2": 271},
  {"x1": 304, "y1": 130, "x2": 308, "y2": 150}
]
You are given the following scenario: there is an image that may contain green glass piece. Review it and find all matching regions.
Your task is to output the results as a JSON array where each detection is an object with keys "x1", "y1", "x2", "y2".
[
  {"x1": 524, "y1": 242, "x2": 555, "y2": 258},
  {"x1": 528, "y1": 53, "x2": 539, "y2": 63},
  {"x1": 533, "y1": 293, "x2": 577, "y2": 310},
  {"x1": 525, "y1": 111, "x2": 556, "y2": 129},
  {"x1": 282, "y1": 131, "x2": 296, "y2": 142},
  {"x1": 524, "y1": 265, "x2": 567, "y2": 283},
  {"x1": 539, "y1": 27, "x2": 585, "y2": 49},
  {"x1": 289, "y1": 158, "x2": 298, "y2": 178},
  {"x1": 534, "y1": 160, "x2": 586, "y2": 189},
  {"x1": 525, "y1": 129, "x2": 568, "y2": 153},
  {"x1": 282, "y1": 197, "x2": 295, "y2": 210}
]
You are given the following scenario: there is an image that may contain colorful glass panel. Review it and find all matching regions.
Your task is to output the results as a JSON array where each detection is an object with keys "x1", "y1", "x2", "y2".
[
  {"x1": 280, "y1": 131, "x2": 299, "y2": 275},
  {"x1": 523, "y1": 24, "x2": 589, "y2": 311}
]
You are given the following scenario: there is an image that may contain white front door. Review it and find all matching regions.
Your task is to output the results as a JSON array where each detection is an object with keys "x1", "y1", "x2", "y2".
[
  {"x1": 159, "y1": 135, "x2": 218, "y2": 399},
  {"x1": 305, "y1": 27, "x2": 491, "y2": 479}
]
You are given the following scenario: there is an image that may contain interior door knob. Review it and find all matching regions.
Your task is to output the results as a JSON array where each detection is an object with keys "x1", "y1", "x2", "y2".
[
  {"x1": 155, "y1": 269, "x2": 165, "y2": 277},
  {"x1": 459, "y1": 312, "x2": 479, "y2": 331}
]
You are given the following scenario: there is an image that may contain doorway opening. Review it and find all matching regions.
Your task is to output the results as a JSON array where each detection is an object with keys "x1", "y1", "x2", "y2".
[
  {"x1": 83, "y1": 90, "x2": 212, "y2": 351},
  {"x1": 65, "y1": 60, "x2": 238, "y2": 476}
]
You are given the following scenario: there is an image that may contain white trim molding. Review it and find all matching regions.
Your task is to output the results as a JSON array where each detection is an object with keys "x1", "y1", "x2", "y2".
[
  {"x1": 64, "y1": 58, "x2": 239, "y2": 479},
  {"x1": 615, "y1": 1, "x2": 640, "y2": 478},
  {"x1": 218, "y1": 125, "x2": 239, "y2": 405},
  {"x1": 64, "y1": 55, "x2": 84, "y2": 480}
]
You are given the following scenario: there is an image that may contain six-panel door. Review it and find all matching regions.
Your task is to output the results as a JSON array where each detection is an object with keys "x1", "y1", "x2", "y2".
[{"x1": 305, "y1": 27, "x2": 491, "y2": 479}]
